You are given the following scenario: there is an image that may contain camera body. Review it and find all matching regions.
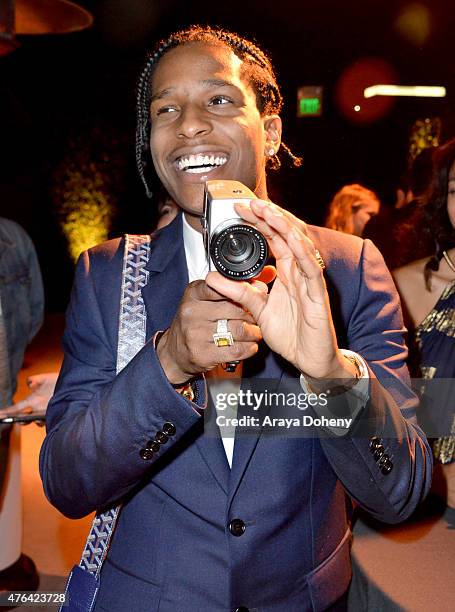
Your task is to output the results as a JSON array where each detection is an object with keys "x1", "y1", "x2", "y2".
[{"x1": 202, "y1": 180, "x2": 268, "y2": 280}]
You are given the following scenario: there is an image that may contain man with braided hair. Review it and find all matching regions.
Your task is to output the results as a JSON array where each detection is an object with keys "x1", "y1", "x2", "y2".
[{"x1": 41, "y1": 26, "x2": 431, "y2": 611}]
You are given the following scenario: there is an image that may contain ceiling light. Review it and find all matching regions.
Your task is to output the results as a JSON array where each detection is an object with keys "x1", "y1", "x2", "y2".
[{"x1": 364, "y1": 85, "x2": 446, "y2": 98}]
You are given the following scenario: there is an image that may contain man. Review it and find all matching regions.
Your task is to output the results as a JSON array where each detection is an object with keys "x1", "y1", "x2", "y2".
[
  {"x1": 0, "y1": 217, "x2": 43, "y2": 592},
  {"x1": 40, "y1": 27, "x2": 432, "y2": 611}
]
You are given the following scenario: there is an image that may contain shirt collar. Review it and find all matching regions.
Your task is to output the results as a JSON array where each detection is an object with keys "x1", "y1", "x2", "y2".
[{"x1": 182, "y1": 214, "x2": 209, "y2": 282}]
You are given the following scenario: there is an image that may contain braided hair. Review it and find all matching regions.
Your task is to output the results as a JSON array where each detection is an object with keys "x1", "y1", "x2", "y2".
[
  {"x1": 136, "y1": 25, "x2": 301, "y2": 198},
  {"x1": 422, "y1": 138, "x2": 455, "y2": 288}
]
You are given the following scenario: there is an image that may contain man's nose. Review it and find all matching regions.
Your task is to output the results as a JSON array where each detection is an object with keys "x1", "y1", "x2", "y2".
[{"x1": 177, "y1": 105, "x2": 212, "y2": 139}]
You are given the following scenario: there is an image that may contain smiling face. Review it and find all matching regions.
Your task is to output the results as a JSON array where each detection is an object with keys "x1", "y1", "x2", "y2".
[{"x1": 148, "y1": 42, "x2": 281, "y2": 229}]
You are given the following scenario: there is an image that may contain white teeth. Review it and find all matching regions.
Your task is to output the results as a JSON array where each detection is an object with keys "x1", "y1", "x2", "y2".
[
  {"x1": 186, "y1": 167, "x2": 211, "y2": 174},
  {"x1": 177, "y1": 154, "x2": 227, "y2": 171}
]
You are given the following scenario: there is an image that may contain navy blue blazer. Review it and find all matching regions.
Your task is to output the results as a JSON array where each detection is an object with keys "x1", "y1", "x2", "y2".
[{"x1": 40, "y1": 214, "x2": 432, "y2": 612}]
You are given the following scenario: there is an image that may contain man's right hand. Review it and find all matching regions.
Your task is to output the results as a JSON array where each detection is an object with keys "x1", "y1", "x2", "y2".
[{"x1": 156, "y1": 280, "x2": 262, "y2": 385}]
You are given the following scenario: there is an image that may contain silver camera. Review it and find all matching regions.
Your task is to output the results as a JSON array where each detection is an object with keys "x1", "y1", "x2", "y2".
[{"x1": 202, "y1": 180, "x2": 269, "y2": 280}]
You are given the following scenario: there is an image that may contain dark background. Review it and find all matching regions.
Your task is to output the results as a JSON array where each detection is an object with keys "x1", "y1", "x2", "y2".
[{"x1": 1, "y1": 0, "x2": 454, "y2": 309}]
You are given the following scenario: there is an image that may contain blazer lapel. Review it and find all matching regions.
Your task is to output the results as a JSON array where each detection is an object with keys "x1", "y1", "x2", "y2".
[
  {"x1": 140, "y1": 214, "x2": 230, "y2": 495},
  {"x1": 195, "y1": 400, "x2": 231, "y2": 495},
  {"x1": 228, "y1": 346, "x2": 284, "y2": 504},
  {"x1": 141, "y1": 214, "x2": 188, "y2": 336}
]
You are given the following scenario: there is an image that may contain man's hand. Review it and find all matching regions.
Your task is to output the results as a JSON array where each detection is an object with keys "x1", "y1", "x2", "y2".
[
  {"x1": 205, "y1": 200, "x2": 356, "y2": 382},
  {"x1": 0, "y1": 372, "x2": 59, "y2": 424},
  {"x1": 156, "y1": 280, "x2": 262, "y2": 385}
]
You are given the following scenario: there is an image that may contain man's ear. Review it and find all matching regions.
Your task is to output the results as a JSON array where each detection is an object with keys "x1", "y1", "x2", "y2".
[{"x1": 263, "y1": 115, "x2": 282, "y2": 155}]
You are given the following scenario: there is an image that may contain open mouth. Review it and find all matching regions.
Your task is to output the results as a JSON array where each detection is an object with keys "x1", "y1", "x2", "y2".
[{"x1": 176, "y1": 154, "x2": 228, "y2": 174}]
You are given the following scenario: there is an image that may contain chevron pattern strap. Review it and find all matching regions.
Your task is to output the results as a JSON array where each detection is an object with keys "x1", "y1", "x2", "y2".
[
  {"x1": 117, "y1": 234, "x2": 151, "y2": 374},
  {"x1": 79, "y1": 509, "x2": 119, "y2": 575},
  {"x1": 78, "y1": 234, "x2": 151, "y2": 577}
]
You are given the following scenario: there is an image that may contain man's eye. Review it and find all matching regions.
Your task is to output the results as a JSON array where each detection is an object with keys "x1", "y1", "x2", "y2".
[
  {"x1": 209, "y1": 95, "x2": 232, "y2": 106},
  {"x1": 156, "y1": 106, "x2": 177, "y2": 115}
]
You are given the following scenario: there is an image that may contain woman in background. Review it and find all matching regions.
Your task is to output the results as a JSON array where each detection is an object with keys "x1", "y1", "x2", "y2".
[
  {"x1": 325, "y1": 183, "x2": 380, "y2": 237},
  {"x1": 393, "y1": 138, "x2": 455, "y2": 508}
]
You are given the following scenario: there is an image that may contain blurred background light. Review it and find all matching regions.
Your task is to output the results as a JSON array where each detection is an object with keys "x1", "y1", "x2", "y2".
[
  {"x1": 51, "y1": 126, "x2": 128, "y2": 262},
  {"x1": 364, "y1": 84, "x2": 446, "y2": 98},
  {"x1": 394, "y1": 3, "x2": 432, "y2": 46},
  {"x1": 408, "y1": 117, "x2": 441, "y2": 160},
  {"x1": 335, "y1": 57, "x2": 398, "y2": 124}
]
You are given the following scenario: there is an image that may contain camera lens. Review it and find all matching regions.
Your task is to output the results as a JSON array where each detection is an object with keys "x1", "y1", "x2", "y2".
[
  {"x1": 210, "y1": 223, "x2": 268, "y2": 280},
  {"x1": 222, "y1": 235, "x2": 254, "y2": 263}
]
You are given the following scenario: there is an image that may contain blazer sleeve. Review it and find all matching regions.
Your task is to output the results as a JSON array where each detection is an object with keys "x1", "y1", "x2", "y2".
[
  {"x1": 39, "y1": 248, "x2": 203, "y2": 519},
  {"x1": 318, "y1": 238, "x2": 433, "y2": 523}
]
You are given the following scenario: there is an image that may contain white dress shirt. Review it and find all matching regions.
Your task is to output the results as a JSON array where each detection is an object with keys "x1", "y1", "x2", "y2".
[{"x1": 183, "y1": 215, "x2": 238, "y2": 465}]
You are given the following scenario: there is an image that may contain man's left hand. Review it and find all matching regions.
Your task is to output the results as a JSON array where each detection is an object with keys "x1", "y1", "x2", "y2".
[{"x1": 205, "y1": 199, "x2": 355, "y2": 382}]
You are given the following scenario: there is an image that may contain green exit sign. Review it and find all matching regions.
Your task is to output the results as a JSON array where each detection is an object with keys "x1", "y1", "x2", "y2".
[
  {"x1": 297, "y1": 86, "x2": 323, "y2": 117},
  {"x1": 300, "y1": 98, "x2": 321, "y2": 115}
]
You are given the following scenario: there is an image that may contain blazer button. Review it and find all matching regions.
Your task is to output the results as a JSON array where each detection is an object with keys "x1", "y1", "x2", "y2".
[
  {"x1": 155, "y1": 431, "x2": 169, "y2": 444},
  {"x1": 373, "y1": 445, "x2": 385, "y2": 461},
  {"x1": 369, "y1": 437, "x2": 382, "y2": 452},
  {"x1": 378, "y1": 453, "x2": 389, "y2": 466},
  {"x1": 140, "y1": 448, "x2": 153, "y2": 461},
  {"x1": 146, "y1": 440, "x2": 161, "y2": 453},
  {"x1": 235, "y1": 608, "x2": 249, "y2": 612},
  {"x1": 163, "y1": 422, "x2": 176, "y2": 436},
  {"x1": 229, "y1": 519, "x2": 246, "y2": 537},
  {"x1": 380, "y1": 458, "x2": 393, "y2": 475}
]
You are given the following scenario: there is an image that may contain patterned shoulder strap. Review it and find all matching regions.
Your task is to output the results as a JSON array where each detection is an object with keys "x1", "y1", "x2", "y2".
[{"x1": 78, "y1": 234, "x2": 151, "y2": 578}]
